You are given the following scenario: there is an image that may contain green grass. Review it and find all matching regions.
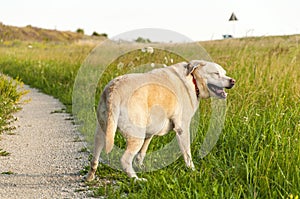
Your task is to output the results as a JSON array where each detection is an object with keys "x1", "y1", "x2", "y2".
[
  {"x1": 0, "y1": 41, "x2": 92, "y2": 112},
  {"x1": 0, "y1": 148, "x2": 10, "y2": 156},
  {"x1": 1, "y1": 171, "x2": 14, "y2": 175},
  {"x1": 0, "y1": 35, "x2": 299, "y2": 198}
]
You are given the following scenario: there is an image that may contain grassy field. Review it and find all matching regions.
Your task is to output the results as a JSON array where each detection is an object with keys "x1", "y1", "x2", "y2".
[{"x1": 0, "y1": 35, "x2": 299, "y2": 198}]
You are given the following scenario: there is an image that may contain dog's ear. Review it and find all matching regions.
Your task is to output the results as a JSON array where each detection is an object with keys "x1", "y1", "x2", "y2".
[
  {"x1": 186, "y1": 60, "x2": 206, "y2": 75},
  {"x1": 185, "y1": 61, "x2": 206, "y2": 76},
  {"x1": 186, "y1": 63, "x2": 198, "y2": 75}
]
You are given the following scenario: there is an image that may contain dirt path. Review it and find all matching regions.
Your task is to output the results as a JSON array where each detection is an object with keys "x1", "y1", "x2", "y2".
[{"x1": 0, "y1": 85, "x2": 92, "y2": 198}]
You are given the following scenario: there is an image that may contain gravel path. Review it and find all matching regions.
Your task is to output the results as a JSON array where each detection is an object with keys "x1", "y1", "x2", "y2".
[{"x1": 0, "y1": 85, "x2": 92, "y2": 198}]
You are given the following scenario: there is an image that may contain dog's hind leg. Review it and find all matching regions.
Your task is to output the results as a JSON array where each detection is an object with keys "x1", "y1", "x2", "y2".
[
  {"x1": 86, "y1": 124, "x2": 105, "y2": 182},
  {"x1": 121, "y1": 136, "x2": 146, "y2": 181},
  {"x1": 136, "y1": 136, "x2": 153, "y2": 167}
]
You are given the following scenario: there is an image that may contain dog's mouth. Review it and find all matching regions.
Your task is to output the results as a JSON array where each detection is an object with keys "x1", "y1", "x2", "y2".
[{"x1": 207, "y1": 83, "x2": 227, "y2": 99}]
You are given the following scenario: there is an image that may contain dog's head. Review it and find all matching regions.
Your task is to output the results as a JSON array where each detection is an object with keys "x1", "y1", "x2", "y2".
[{"x1": 186, "y1": 60, "x2": 235, "y2": 99}]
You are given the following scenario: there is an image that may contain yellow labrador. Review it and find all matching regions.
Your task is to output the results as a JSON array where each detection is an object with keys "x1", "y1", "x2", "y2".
[{"x1": 86, "y1": 60, "x2": 235, "y2": 181}]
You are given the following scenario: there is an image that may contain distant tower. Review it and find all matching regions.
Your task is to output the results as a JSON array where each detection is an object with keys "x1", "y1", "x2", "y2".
[
  {"x1": 229, "y1": 12, "x2": 238, "y2": 21},
  {"x1": 229, "y1": 12, "x2": 238, "y2": 37}
]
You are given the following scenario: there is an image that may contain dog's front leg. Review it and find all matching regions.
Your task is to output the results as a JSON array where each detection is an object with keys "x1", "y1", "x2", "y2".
[
  {"x1": 175, "y1": 127, "x2": 195, "y2": 170},
  {"x1": 172, "y1": 116, "x2": 183, "y2": 135}
]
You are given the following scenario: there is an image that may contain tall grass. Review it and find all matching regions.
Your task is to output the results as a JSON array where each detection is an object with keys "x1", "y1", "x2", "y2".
[
  {"x1": 0, "y1": 36, "x2": 299, "y2": 198},
  {"x1": 0, "y1": 41, "x2": 92, "y2": 111}
]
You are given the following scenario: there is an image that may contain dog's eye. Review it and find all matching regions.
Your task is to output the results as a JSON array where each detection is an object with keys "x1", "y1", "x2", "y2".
[{"x1": 214, "y1": 72, "x2": 220, "y2": 76}]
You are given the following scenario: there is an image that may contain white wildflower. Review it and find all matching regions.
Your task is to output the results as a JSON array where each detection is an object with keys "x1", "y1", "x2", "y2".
[
  {"x1": 141, "y1": 47, "x2": 154, "y2": 54},
  {"x1": 117, "y1": 62, "x2": 124, "y2": 70},
  {"x1": 164, "y1": 57, "x2": 168, "y2": 64},
  {"x1": 146, "y1": 47, "x2": 154, "y2": 54}
]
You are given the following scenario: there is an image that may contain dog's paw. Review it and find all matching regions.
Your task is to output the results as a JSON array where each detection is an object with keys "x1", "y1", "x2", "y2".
[
  {"x1": 190, "y1": 166, "x2": 196, "y2": 171},
  {"x1": 85, "y1": 172, "x2": 95, "y2": 182},
  {"x1": 134, "y1": 177, "x2": 148, "y2": 183},
  {"x1": 187, "y1": 161, "x2": 195, "y2": 171}
]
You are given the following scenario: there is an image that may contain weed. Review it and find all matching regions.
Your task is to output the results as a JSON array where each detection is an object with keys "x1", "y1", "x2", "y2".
[
  {"x1": 0, "y1": 75, "x2": 28, "y2": 134},
  {"x1": 79, "y1": 147, "x2": 89, "y2": 153},
  {"x1": 50, "y1": 108, "x2": 66, "y2": 114},
  {"x1": 73, "y1": 136, "x2": 83, "y2": 142},
  {"x1": 1, "y1": 171, "x2": 14, "y2": 175},
  {"x1": 0, "y1": 148, "x2": 10, "y2": 156}
]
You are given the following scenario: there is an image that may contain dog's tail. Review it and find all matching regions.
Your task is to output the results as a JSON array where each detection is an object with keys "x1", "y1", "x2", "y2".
[{"x1": 105, "y1": 90, "x2": 120, "y2": 154}]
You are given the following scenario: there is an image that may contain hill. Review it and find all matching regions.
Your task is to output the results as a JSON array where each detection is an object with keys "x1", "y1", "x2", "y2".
[{"x1": 0, "y1": 23, "x2": 105, "y2": 42}]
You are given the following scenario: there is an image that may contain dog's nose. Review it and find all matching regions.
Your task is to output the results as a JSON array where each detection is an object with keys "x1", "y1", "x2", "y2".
[
  {"x1": 225, "y1": 78, "x2": 235, "y2": 89},
  {"x1": 230, "y1": 78, "x2": 236, "y2": 85}
]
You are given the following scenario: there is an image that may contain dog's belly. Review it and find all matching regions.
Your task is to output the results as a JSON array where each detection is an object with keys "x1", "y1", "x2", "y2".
[
  {"x1": 146, "y1": 107, "x2": 173, "y2": 135},
  {"x1": 127, "y1": 84, "x2": 178, "y2": 126}
]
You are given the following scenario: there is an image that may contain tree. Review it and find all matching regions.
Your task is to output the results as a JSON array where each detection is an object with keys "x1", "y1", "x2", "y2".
[
  {"x1": 92, "y1": 32, "x2": 108, "y2": 37},
  {"x1": 135, "y1": 37, "x2": 151, "y2": 43},
  {"x1": 76, "y1": 28, "x2": 84, "y2": 34}
]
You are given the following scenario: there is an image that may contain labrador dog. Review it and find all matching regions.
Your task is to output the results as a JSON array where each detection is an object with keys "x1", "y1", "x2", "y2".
[{"x1": 86, "y1": 60, "x2": 235, "y2": 181}]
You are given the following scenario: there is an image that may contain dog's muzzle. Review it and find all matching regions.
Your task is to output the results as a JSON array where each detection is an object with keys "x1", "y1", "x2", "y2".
[
  {"x1": 208, "y1": 83, "x2": 227, "y2": 99},
  {"x1": 208, "y1": 78, "x2": 235, "y2": 99}
]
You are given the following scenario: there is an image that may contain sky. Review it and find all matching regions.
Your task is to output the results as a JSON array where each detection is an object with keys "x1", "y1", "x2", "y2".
[{"x1": 1, "y1": 0, "x2": 299, "y2": 42}]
